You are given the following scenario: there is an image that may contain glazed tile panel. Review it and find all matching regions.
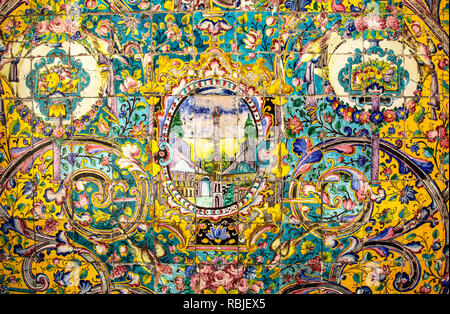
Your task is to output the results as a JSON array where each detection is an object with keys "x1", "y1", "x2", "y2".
[{"x1": 0, "y1": 0, "x2": 448, "y2": 294}]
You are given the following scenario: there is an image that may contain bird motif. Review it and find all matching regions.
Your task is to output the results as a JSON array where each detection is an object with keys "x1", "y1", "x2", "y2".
[
  {"x1": 293, "y1": 19, "x2": 342, "y2": 121},
  {"x1": 115, "y1": 223, "x2": 170, "y2": 290},
  {"x1": 401, "y1": 23, "x2": 440, "y2": 120},
  {"x1": 294, "y1": 19, "x2": 342, "y2": 68},
  {"x1": 268, "y1": 224, "x2": 320, "y2": 266}
]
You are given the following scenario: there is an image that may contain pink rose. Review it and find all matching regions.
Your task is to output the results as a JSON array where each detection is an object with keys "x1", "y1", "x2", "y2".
[
  {"x1": 411, "y1": 21, "x2": 422, "y2": 37},
  {"x1": 36, "y1": 121, "x2": 46, "y2": 133},
  {"x1": 386, "y1": 16, "x2": 400, "y2": 31},
  {"x1": 85, "y1": 0, "x2": 97, "y2": 9},
  {"x1": 237, "y1": 278, "x2": 249, "y2": 293},
  {"x1": 138, "y1": 0, "x2": 150, "y2": 9},
  {"x1": 66, "y1": 19, "x2": 79, "y2": 35},
  {"x1": 74, "y1": 119, "x2": 84, "y2": 131},
  {"x1": 386, "y1": 5, "x2": 398, "y2": 14},
  {"x1": 366, "y1": 15, "x2": 386, "y2": 31},
  {"x1": 190, "y1": 273, "x2": 200, "y2": 292},
  {"x1": 35, "y1": 21, "x2": 48, "y2": 35},
  {"x1": 225, "y1": 263, "x2": 245, "y2": 278},
  {"x1": 200, "y1": 264, "x2": 215, "y2": 276},
  {"x1": 342, "y1": 107, "x2": 354, "y2": 122},
  {"x1": 426, "y1": 129, "x2": 438, "y2": 142},
  {"x1": 174, "y1": 276, "x2": 185, "y2": 291},
  {"x1": 354, "y1": 16, "x2": 367, "y2": 32},
  {"x1": 250, "y1": 281, "x2": 264, "y2": 293},
  {"x1": 211, "y1": 270, "x2": 234, "y2": 290},
  {"x1": 48, "y1": 17, "x2": 68, "y2": 34}
]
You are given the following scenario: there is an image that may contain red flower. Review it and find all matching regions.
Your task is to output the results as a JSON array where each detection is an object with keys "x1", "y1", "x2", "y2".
[
  {"x1": 383, "y1": 109, "x2": 396, "y2": 123},
  {"x1": 419, "y1": 285, "x2": 431, "y2": 294},
  {"x1": 382, "y1": 167, "x2": 393, "y2": 177},
  {"x1": 110, "y1": 265, "x2": 127, "y2": 279},
  {"x1": 342, "y1": 107, "x2": 354, "y2": 122},
  {"x1": 342, "y1": 197, "x2": 357, "y2": 211},
  {"x1": 306, "y1": 256, "x2": 323, "y2": 273},
  {"x1": 44, "y1": 218, "x2": 60, "y2": 234},
  {"x1": 359, "y1": 111, "x2": 371, "y2": 124},
  {"x1": 438, "y1": 58, "x2": 449, "y2": 70},
  {"x1": 436, "y1": 125, "x2": 448, "y2": 138},
  {"x1": 287, "y1": 116, "x2": 304, "y2": 134},
  {"x1": 440, "y1": 135, "x2": 449, "y2": 148}
]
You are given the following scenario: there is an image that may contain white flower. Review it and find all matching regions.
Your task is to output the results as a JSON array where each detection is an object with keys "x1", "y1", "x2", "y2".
[
  {"x1": 119, "y1": 77, "x2": 142, "y2": 94},
  {"x1": 243, "y1": 29, "x2": 262, "y2": 50},
  {"x1": 117, "y1": 143, "x2": 144, "y2": 173}
]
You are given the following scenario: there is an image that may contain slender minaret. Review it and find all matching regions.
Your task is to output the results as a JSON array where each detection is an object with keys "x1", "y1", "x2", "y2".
[
  {"x1": 211, "y1": 107, "x2": 223, "y2": 206},
  {"x1": 212, "y1": 107, "x2": 221, "y2": 165}
]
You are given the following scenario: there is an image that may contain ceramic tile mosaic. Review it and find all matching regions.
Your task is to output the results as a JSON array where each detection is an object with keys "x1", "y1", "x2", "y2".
[{"x1": 0, "y1": 0, "x2": 448, "y2": 295}]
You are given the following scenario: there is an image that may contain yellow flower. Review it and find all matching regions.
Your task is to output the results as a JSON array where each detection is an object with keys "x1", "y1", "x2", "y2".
[
  {"x1": 267, "y1": 78, "x2": 294, "y2": 95},
  {"x1": 48, "y1": 104, "x2": 66, "y2": 118},
  {"x1": 300, "y1": 240, "x2": 315, "y2": 254},
  {"x1": 46, "y1": 72, "x2": 60, "y2": 90}
]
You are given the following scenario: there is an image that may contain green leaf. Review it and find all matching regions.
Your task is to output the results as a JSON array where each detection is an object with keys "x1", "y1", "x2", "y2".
[
  {"x1": 399, "y1": 207, "x2": 410, "y2": 218},
  {"x1": 442, "y1": 152, "x2": 449, "y2": 165},
  {"x1": 405, "y1": 233, "x2": 416, "y2": 241},
  {"x1": 9, "y1": 119, "x2": 20, "y2": 136},
  {"x1": 434, "y1": 261, "x2": 442, "y2": 271},
  {"x1": 80, "y1": 268, "x2": 88, "y2": 279},
  {"x1": 337, "y1": 185, "x2": 347, "y2": 193},
  {"x1": 433, "y1": 229, "x2": 439, "y2": 239},
  {"x1": 423, "y1": 147, "x2": 434, "y2": 158},
  {"x1": 364, "y1": 252, "x2": 373, "y2": 261},
  {"x1": 388, "y1": 194, "x2": 398, "y2": 201},
  {"x1": 353, "y1": 273, "x2": 361, "y2": 284}
]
